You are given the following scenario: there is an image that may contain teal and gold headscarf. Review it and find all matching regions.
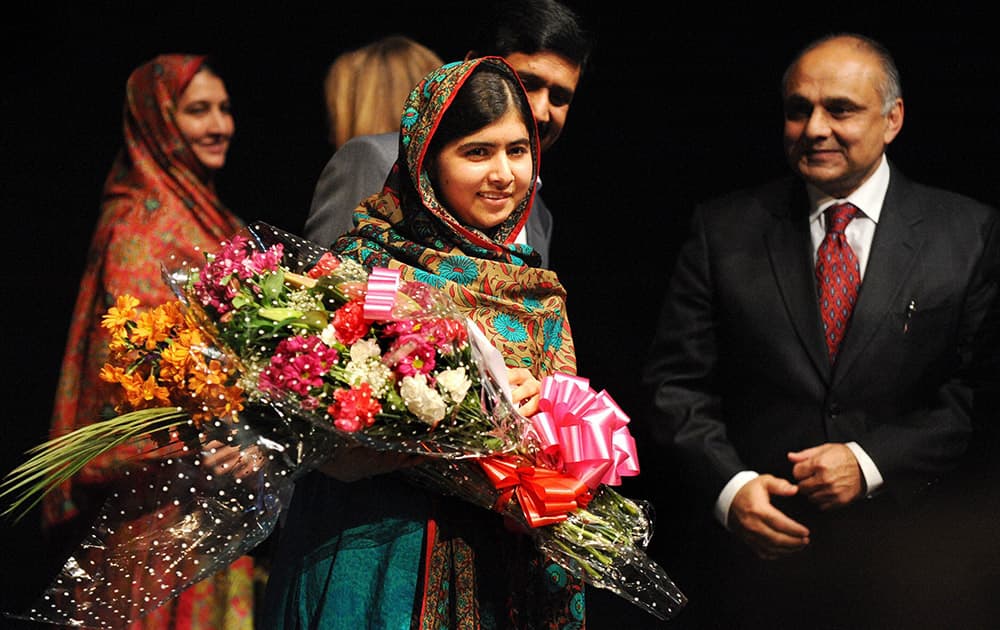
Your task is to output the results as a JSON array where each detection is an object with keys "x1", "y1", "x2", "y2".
[{"x1": 334, "y1": 56, "x2": 576, "y2": 378}]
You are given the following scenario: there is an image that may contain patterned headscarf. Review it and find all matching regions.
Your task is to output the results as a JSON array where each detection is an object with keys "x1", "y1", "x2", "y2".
[
  {"x1": 333, "y1": 56, "x2": 576, "y2": 378},
  {"x1": 104, "y1": 53, "x2": 238, "y2": 222}
]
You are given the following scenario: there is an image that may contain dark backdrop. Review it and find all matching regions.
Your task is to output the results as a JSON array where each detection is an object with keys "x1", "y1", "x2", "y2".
[{"x1": 2, "y1": 4, "x2": 998, "y2": 628}]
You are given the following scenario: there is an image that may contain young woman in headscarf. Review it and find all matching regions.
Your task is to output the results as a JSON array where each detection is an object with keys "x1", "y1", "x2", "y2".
[
  {"x1": 44, "y1": 54, "x2": 253, "y2": 629},
  {"x1": 261, "y1": 56, "x2": 585, "y2": 630}
]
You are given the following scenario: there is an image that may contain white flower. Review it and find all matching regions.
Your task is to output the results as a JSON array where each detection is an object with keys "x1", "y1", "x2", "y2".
[
  {"x1": 320, "y1": 323, "x2": 338, "y2": 347},
  {"x1": 287, "y1": 288, "x2": 323, "y2": 312},
  {"x1": 344, "y1": 358, "x2": 392, "y2": 398},
  {"x1": 349, "y1": 338, "x2": 381, "y2": 362},
  {"x1": 436, "y1": 366, "x2": 471, "y2": 403},
  {"x1": 399, "y1": 374, "x2": 447, "y2": 427}
]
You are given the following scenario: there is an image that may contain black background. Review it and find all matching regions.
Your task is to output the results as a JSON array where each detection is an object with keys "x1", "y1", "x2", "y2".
[{"x1": 3, "y1": 3, "x2": 999, "y2": 627}]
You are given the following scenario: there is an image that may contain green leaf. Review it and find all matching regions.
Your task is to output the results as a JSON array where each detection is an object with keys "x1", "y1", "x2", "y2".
[
  {"x1": 259, "y1": 307, "x2": 304, "y2": 322},
  {"x1": 262, "y1": 270, "x2": 286, "y2": 301},
  {"x1": 232, "y1": 294, "x2": 251, "y2": 310},
  {"x1": 300, "y1": 310, "x2": 329, "y2": 330},
  {"x1": 0, "y1": 407, "x2": 190, "y2": 523}
]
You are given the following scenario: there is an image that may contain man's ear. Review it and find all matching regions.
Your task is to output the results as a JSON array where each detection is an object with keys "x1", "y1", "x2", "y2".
[{"x1": 884, "y1": 98, "x2": 904, "y2": 145}]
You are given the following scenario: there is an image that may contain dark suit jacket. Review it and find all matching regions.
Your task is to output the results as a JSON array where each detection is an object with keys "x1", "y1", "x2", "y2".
[
  {"x1": 304, "y1": 132, "x2": 554, "y2": 268},
  {"x1": 641, "y1": 165, "x2": 1000, "y2": 627}
]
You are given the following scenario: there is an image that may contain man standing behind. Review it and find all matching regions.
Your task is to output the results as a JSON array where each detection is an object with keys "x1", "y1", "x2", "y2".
[
  {"x1": 642, "y1": 33, "x2": 999, "y2": 629},
  {"x1": 304, "y1": 0, "x2": 591, "y2": 269}
]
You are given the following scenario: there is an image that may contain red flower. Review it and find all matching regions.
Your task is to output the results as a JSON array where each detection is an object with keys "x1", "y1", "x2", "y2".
[
  {"x1": 307, "y1": 251, "x2": 342, "y2": 279},
  {"x1": 332, "y1": 300, "x2": 371, "y2": 345},
  {"x1": 327, "y1": 383, "x2": 382, "y2": 432}
]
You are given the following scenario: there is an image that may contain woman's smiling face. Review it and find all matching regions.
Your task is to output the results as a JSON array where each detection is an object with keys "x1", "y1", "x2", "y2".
[
  {"x1": 174, "y1": 69, "x2": 234, "y2": 172},
  {"x1": 431, "y1": 109, "x2": 533, "y2": 231}
]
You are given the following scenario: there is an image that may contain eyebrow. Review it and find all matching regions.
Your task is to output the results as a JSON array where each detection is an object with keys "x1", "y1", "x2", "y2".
[
  {"x1": 517, "y1": 71, "x2": 575, "y2": 101},
  {"x1": 455, "y1": 137, "x2": 531, "y2": 151},
  {"x1": 784, "y1": 93, "x2": 861, "y2": 108},
  {"x1": 821, "y1": 96, "x2": 863, "y2": 109}
]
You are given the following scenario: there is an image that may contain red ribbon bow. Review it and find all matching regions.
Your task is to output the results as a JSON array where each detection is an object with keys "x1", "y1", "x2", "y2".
[{"x1": 479, "y1": 456, "x2": 591, "y2": 527}]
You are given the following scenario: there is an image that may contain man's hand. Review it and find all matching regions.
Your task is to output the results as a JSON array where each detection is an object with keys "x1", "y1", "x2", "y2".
[
  {"x1": 729, "y1": 474, "x2": 810, "y2": 560},
  {"x1": 788, "y1": 443, "x2": 863, "y2": 510}
]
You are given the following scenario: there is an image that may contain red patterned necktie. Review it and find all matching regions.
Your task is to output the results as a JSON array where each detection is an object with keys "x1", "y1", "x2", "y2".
[{"x1": 816, "y1": 202, "x2": 861, "y2": 361}]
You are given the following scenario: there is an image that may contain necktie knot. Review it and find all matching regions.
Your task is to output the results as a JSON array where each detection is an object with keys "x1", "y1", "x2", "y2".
[{"x1": 825, "y1": 202, "x2": 860, "y2": 235}]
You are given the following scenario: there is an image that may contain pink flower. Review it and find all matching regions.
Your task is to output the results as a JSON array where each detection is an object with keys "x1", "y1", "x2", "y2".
[
  {"x1": 328, "y1": 383, "x2": 382, "y2": 432},
  {"x1": 382, "y1": 319, "x2": 416, "y2": 336},
  {"x1": 240, "y1": 243, "x2": 283, "y2": 279},
  {"x1": 390, "y1": 335, "x2": 436, "y2": 376},
  {"x1": 192, "y1": 237, "x2": 284, "y2": 315},
  {"x1": 421, "y1": 318, "x2": 468, "y2": 353},
  {"x1": 384, "y1": 318, "x2": 467, "y2": 354},
  {"x1": 259, "y1": 335, "x2": 338, "y2": 404}
]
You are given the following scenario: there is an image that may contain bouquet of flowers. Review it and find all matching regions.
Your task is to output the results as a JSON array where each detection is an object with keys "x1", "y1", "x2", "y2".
[{"x1": 1, "y1": 222, "x2": 686, "y2": 626}]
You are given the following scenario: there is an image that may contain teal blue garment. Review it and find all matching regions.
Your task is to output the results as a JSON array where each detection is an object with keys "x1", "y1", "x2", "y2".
[{"x1": 262, "y1": 471, "x2": 430, "y2": 629}]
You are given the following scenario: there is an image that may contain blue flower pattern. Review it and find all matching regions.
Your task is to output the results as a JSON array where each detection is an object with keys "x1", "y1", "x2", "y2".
[
  {"x1": 436, "y1": 256, "x2": 479, "y2": 285},
  {"x1": 543, "y1": 315, "x2": 564, "y2": 352},
  {"x1": 570, "y1": 590, "x2": 585, "y2": 621},
  {"x1": 545, "y1": 562, "x2": 568, "y2": 590},
  {"x1": 401, "y1": 107, "x2": 419, "y2": 130},
  {"x1": 493, "y1": 313, "x2": 528, "y2": 343},
  {"x1": 413, "y1": 269, "x2": 446, "y2": 288}
]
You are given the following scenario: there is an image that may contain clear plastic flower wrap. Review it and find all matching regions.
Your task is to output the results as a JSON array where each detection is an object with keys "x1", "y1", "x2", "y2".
[
  {"x1": 1, "y1": 222, "x2": 686, "y2": 627},
  {"x1": 404, "y1": 456, "x2": 687, "y2": 621},
  {"x1": 402, "y1": 365, "x2": 688, "y2": 621}
]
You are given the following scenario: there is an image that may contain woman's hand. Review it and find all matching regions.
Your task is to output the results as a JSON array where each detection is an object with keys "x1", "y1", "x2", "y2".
[
  {"x1": 317, "y1": 445, "x2": 426, "y2": 482},
  {"x1": 508, "y1": 367, "x2": 541, "y2": 416},
  {"x1": 201, "y1": 440, "x2": 264, "y2": 479}
]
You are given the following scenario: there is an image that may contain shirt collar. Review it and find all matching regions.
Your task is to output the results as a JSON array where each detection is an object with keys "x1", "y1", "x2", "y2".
[{"x1": 807, "y1": 154, "x2": 890, "y2": 224}]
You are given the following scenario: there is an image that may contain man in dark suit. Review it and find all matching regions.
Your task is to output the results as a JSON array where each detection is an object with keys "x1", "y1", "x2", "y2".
[
  {"x1": 304, "y1": 0, "x2": 591, "y2": 269},
  {"x1": 642, "y1": 33, "x2": 1000, "y2": 629}
]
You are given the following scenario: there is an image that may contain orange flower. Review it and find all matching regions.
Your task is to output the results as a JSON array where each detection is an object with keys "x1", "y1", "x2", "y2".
[
  {"x1": 159, "y1": 300, "x2": 187, "y2": 325},
  {"x1": 174, "y1": 324, "x2": 206, "y2": 350},
  {"x1": 125, "y1": 373, "x2": 171, "y2": 409},
  {"x1": 101, "y1": 294, "x2": 140, "y2": 334},
  {"x1": 128, "y1": 310, "x2": 158, "y2": 350},
  {"x1": 160, "y1": 340, "x2": 195, "y2": 378},
  {"x1": 190, "y1": 382, "x2": 244, "y2": 424},
  {"x1": 98, "y1": 364, "x2": 126, "y2": 385},
  {"x1": 187, "y1": 357, "x2": 225, "y2": 395}
]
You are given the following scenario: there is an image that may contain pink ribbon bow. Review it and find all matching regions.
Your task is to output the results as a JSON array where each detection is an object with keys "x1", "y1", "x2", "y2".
[
  {"x1": 363, "y1": 267, "x2": 401, "y2": 321},
  {"x1": 530, "y1": 373, "x2": 640, "y2": 489}
]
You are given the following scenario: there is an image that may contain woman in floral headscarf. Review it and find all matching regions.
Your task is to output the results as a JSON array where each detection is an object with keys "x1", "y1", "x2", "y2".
[
  {"x1": 262, "y1": 57, "x2": 585, "y2": 629},
  {"x1": 44, "y1": 54, "x2": 253, "y2": 629}
]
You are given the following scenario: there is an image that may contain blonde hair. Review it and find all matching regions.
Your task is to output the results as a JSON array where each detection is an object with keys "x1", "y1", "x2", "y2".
[{"x1": 324, "y1": 35, "x2": 443, "y2": 149}]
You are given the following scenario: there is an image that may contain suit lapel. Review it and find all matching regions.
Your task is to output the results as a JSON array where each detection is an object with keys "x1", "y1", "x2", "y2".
[
  {"x1": 526, "y1": 193, "x2": 549, "y2": 268},
  {"x1": 833, "y1": 175, "x2": 924, "y2": 382},
  {"x1": 765, "y1": 190, "x2": 831, "y2": 379}
]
